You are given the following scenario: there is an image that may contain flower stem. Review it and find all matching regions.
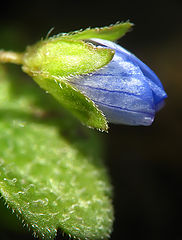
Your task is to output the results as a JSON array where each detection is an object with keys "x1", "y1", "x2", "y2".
[{"x1": 0, "y1": 50, "x2": 23, "y2": 65}]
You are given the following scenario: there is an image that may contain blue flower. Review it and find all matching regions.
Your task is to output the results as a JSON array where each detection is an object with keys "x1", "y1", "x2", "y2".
[{"x1": 70, "y1": 38, "x2": 167, "y2": 126}]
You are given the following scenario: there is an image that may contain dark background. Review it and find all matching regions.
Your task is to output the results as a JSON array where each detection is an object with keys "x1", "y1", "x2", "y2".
[{"x1": 0, "y1": 0, "x2": 182, "y2": 239}]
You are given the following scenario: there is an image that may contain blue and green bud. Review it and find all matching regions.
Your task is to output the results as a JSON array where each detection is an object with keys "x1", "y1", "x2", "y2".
[{"x1": 1, "y1": 22, "x2": 167, "y2": 131}]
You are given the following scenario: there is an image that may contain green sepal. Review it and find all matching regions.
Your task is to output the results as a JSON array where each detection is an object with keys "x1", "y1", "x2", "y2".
[
  {"x1": 32, "y1": 75, "x2": 109, "y2": 131},
  {"x1": 58, "y1": 21, "x2": 133, "y2": 41},
  {"x1": 23, "y1": 38, "x2": 114, "y2": 78}
]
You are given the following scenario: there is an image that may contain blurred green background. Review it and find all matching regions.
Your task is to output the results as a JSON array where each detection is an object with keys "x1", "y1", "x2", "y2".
[{"x1": 0, "y1": 0, "x2": 182, "y2": 239}]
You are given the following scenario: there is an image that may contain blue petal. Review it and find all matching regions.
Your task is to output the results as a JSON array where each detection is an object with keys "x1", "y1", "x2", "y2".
[
  {"x1": 95, "y1": 102, "x2": 154, "y2": 126},
  {"x1": 122, "y1": 47, "x2": 167, "y2": 108},
  {"x1": 70, "y1": 39, "x2": 158, "y2": 126},
  {"x1": 90, "y1": 38, "x2": 167, "y2": 109}
]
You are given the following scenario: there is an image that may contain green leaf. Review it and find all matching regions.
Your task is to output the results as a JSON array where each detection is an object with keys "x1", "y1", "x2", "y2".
[
  {"x1": 0, "y1": 65, "x2": 113, "y2": 239},
  {"x1": 59, "y1": 21, "x2": 133, "y2": 41}
]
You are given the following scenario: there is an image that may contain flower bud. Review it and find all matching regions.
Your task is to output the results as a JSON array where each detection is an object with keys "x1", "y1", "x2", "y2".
[{"x1": 20, "y1": 22, "x2": 166, "y2": 130}]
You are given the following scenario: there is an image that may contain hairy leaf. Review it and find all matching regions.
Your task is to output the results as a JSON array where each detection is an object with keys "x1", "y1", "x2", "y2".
[{"x1": 0, "y1": 65, "x2": 113, "y2": 239}]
